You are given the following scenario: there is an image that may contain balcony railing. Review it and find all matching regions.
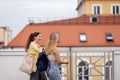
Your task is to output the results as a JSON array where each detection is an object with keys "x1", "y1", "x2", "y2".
[
  {"x1": 28, "y1": 16, "x2": 120, "y2": 25},
  {"x1": 1, "y1": 50, "x2": 119, "y2": 80}
]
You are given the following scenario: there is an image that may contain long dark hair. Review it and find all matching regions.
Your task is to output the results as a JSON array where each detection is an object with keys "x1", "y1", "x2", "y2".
[{"x1": 25, "y1": 32, "x2": 40, "y2": 51}]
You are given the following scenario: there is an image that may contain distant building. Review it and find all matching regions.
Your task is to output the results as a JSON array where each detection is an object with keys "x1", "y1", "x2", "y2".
[
  {"x1": 0, "y1": 27, "x2": 12, "y2": 48},
  {"x1": 76, "y1": 0, "x2": 120, "y2": 16}
]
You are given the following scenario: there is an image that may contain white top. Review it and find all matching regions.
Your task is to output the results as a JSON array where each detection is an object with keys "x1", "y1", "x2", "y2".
[{"x1": 47, "y1": 53, "x2": 56, "y2": 60}]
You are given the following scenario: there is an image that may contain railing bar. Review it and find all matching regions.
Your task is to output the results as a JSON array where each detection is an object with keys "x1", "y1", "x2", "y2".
[
  {"x1": 76, "y1": 75, "x2": 104, "y2": 76},
  {"x1": 93, "y1": 56, "x2": 104, "y2": 64},
  {"x1": 90, "y1": 56, "x2": 92, "y2": 77},
  {"x1": 76, "y1": 56, "x2": 105, "y2": 57},
  {"x1": 75, "y1": 52, "x2": 77, "y2": 80},
  {"x1": 94, "y1": 68, "x2": 103, "y2": 75}
]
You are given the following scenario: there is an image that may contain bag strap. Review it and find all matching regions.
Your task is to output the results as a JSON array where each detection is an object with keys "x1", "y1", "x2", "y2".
[{"x1": 42, "y1": 48, "x2": 45, "y2": 52}]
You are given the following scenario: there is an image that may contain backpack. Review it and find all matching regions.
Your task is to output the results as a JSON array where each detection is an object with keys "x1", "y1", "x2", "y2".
[{"x1": 36, "y1": 49, "x2": 49, "y2": 72}]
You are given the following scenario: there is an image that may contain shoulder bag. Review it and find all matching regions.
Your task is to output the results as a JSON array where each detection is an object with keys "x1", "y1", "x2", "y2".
[{"x1": 19, "y1": 54, "x2": 34, "y2": 75}]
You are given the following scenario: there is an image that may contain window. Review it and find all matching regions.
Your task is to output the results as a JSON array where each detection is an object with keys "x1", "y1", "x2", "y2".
[
  {"x1": 78, "y1": 61, "x2": 89, "y2": 80},
  {"x1": 105, "y1": 33, "x2": 114, "y2": 42},
  {"x1": 105, "y1": 61, "x2": 112, "y2": 80},
  {"x1": 79, "y1": 33, "x2": 87, "y2": 42},
  {"x1": 111, "y1": 4, "x2": 120, "y2": 15},
  {"x1": 90, "y1": 16, "x2": 99, "y2": 23},
  {"x1": 92, "y1": 4, "x2": 102, "y2": 15}
]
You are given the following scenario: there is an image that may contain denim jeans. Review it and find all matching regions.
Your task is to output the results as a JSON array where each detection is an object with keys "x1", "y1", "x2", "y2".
[{"x1": 47, "y1": 62, "x2": 61, "y2": 80}]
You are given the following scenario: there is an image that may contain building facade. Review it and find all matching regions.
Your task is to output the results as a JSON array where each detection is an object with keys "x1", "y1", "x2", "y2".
[
  {"x1": 76, "y1": 0, "x2": 120, "y2": 16},
  {"x1": 0, "y1": 27, "x2": 12, "y2": 48}
]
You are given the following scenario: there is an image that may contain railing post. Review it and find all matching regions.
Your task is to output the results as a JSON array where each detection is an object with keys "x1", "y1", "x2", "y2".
[
  {"x1": 113, "y1": 51, "x2": 120, "y2": 80},
  {"x1": 69, "y1": 46, "x2": 73, "y2": 80}
]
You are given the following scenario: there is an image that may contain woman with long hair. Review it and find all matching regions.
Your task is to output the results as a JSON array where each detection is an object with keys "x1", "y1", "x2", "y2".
[
  {"x1": 25, "y1": 32, "x2": 47, "y2": 80},
  {"x1": 45, "y1": 33, "x2": 69, "y2": 80}
]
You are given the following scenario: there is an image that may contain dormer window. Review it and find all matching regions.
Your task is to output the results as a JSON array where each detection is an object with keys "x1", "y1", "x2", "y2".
[
  {"x1": 106, "y1": 33, "x2": 114, "y2": 42},
  {"x1": 79, "y1": 33, "x2": 87, "y2": 42},
  {"x1": 90, "y1": 16, "x2": 99, "y2": 23}
]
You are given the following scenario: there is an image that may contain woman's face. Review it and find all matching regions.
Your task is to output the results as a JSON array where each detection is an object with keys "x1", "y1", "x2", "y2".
[
  {"x1": 34, "y1": 34, "x2": 42, "y2": 42},
  {"x1": 56, "y1": 34, "x2": 59, "y2": 43}
]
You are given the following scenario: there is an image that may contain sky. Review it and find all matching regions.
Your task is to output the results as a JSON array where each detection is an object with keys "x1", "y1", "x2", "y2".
[{"x1": 0, "y1": 0, "x2": 78, "y2": 39}]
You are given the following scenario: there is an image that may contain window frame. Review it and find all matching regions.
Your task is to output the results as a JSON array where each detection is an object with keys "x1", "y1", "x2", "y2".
[
  {"x1": 79, "y1": 33, "x2": 87, "y2": 42},
  {"x1": 111, "y1": 4, "x2": 120, "y2": 15},
  {"x1": 77, "y1": 61, "x2": 89, "y2": 80},
  {"x1": 105, "y1": 33, "x2": 114, "y2": 42},
  {"x1": 92, "y1": 4, "x2": 102, "y2": 15},
  {"x1": 105, "y1": 60, "x2": 112, "y2": 80}
]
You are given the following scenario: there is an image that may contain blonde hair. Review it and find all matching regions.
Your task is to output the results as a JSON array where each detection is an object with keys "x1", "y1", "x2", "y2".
[{"x1": 45, "y1": 33, "x2": 58, "y2": 54}]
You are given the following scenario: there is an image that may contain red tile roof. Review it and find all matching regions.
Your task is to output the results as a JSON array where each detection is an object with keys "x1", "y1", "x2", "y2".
[{"x1": 8, "y1": 15, "x2": 120, "y2": 47}]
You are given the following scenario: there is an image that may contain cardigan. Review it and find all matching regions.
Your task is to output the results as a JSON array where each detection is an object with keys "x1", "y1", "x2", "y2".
[{"x1": 28, "y1": 41, "x2": 42, "y2": 72}]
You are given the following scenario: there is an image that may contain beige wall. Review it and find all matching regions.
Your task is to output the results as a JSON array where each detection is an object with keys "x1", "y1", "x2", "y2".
[{"x1": 77, "y1": 0, "x2": 120, "y2": 16}]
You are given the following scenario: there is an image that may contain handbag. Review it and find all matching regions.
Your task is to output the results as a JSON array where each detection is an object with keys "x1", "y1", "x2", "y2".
[{"x1": 19, "y1": 55, "x2": 34, "y2": 75}]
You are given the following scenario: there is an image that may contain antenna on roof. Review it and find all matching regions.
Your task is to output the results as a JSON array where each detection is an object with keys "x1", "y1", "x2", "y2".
[{"x1": 28, "y1": 18, "x2": 34, "y2": 24}]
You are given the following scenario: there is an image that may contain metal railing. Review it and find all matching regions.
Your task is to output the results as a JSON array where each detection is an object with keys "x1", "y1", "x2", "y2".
[
  {"x1": 0, "y1": 50, "x2": 114, "y2": 80},
  {"x1": 60, "y1": 51, "x2": 113, "y2": 80}
]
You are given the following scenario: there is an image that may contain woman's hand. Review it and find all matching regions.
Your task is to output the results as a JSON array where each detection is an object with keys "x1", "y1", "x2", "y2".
[{"x1": 61, "y1": 58, "x2": 69, "y2": 64}]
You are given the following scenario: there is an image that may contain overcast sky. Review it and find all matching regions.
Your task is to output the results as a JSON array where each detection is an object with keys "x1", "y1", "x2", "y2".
[{"x1": 0, "y1": 0, "x2": 78, "y2": 38}]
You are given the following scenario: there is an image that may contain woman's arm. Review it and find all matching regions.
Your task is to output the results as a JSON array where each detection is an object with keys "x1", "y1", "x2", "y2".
[
  {"x1": 54, "y1": 48, "x2": 69, "y2": 64},
  {"x1": 29, "y1": 44, "x2": 42, "y2": 57}
]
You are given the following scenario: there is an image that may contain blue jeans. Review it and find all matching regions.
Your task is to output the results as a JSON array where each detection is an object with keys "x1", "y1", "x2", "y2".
[{"x1": 47, "y1": 62, "x2": 61, "y2": 80}]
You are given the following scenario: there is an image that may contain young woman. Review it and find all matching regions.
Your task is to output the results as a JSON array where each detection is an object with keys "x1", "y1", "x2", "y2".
[
  {"x1": 45, "y1": 33, "x2": 69, "y2": 80},
  {"x1": 25, "y1": 32, "x2": 47, "y2": 80}
]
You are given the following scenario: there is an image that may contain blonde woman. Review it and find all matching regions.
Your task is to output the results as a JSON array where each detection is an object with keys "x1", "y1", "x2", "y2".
[
  {"x1": 25, "y1": 32, "x2": 47, "y2": 80},
  {"x1": 45, "y1": 33, "x2": 69, "y2": 80}
]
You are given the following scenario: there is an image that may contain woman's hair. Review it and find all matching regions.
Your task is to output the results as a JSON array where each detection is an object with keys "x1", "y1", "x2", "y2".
[
  {"x1": 25, "y1": 32, "x2": 40, "y2": 51},
  {"x1": 45, "y1": 33, "x2": 57, "y2": 54}
]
